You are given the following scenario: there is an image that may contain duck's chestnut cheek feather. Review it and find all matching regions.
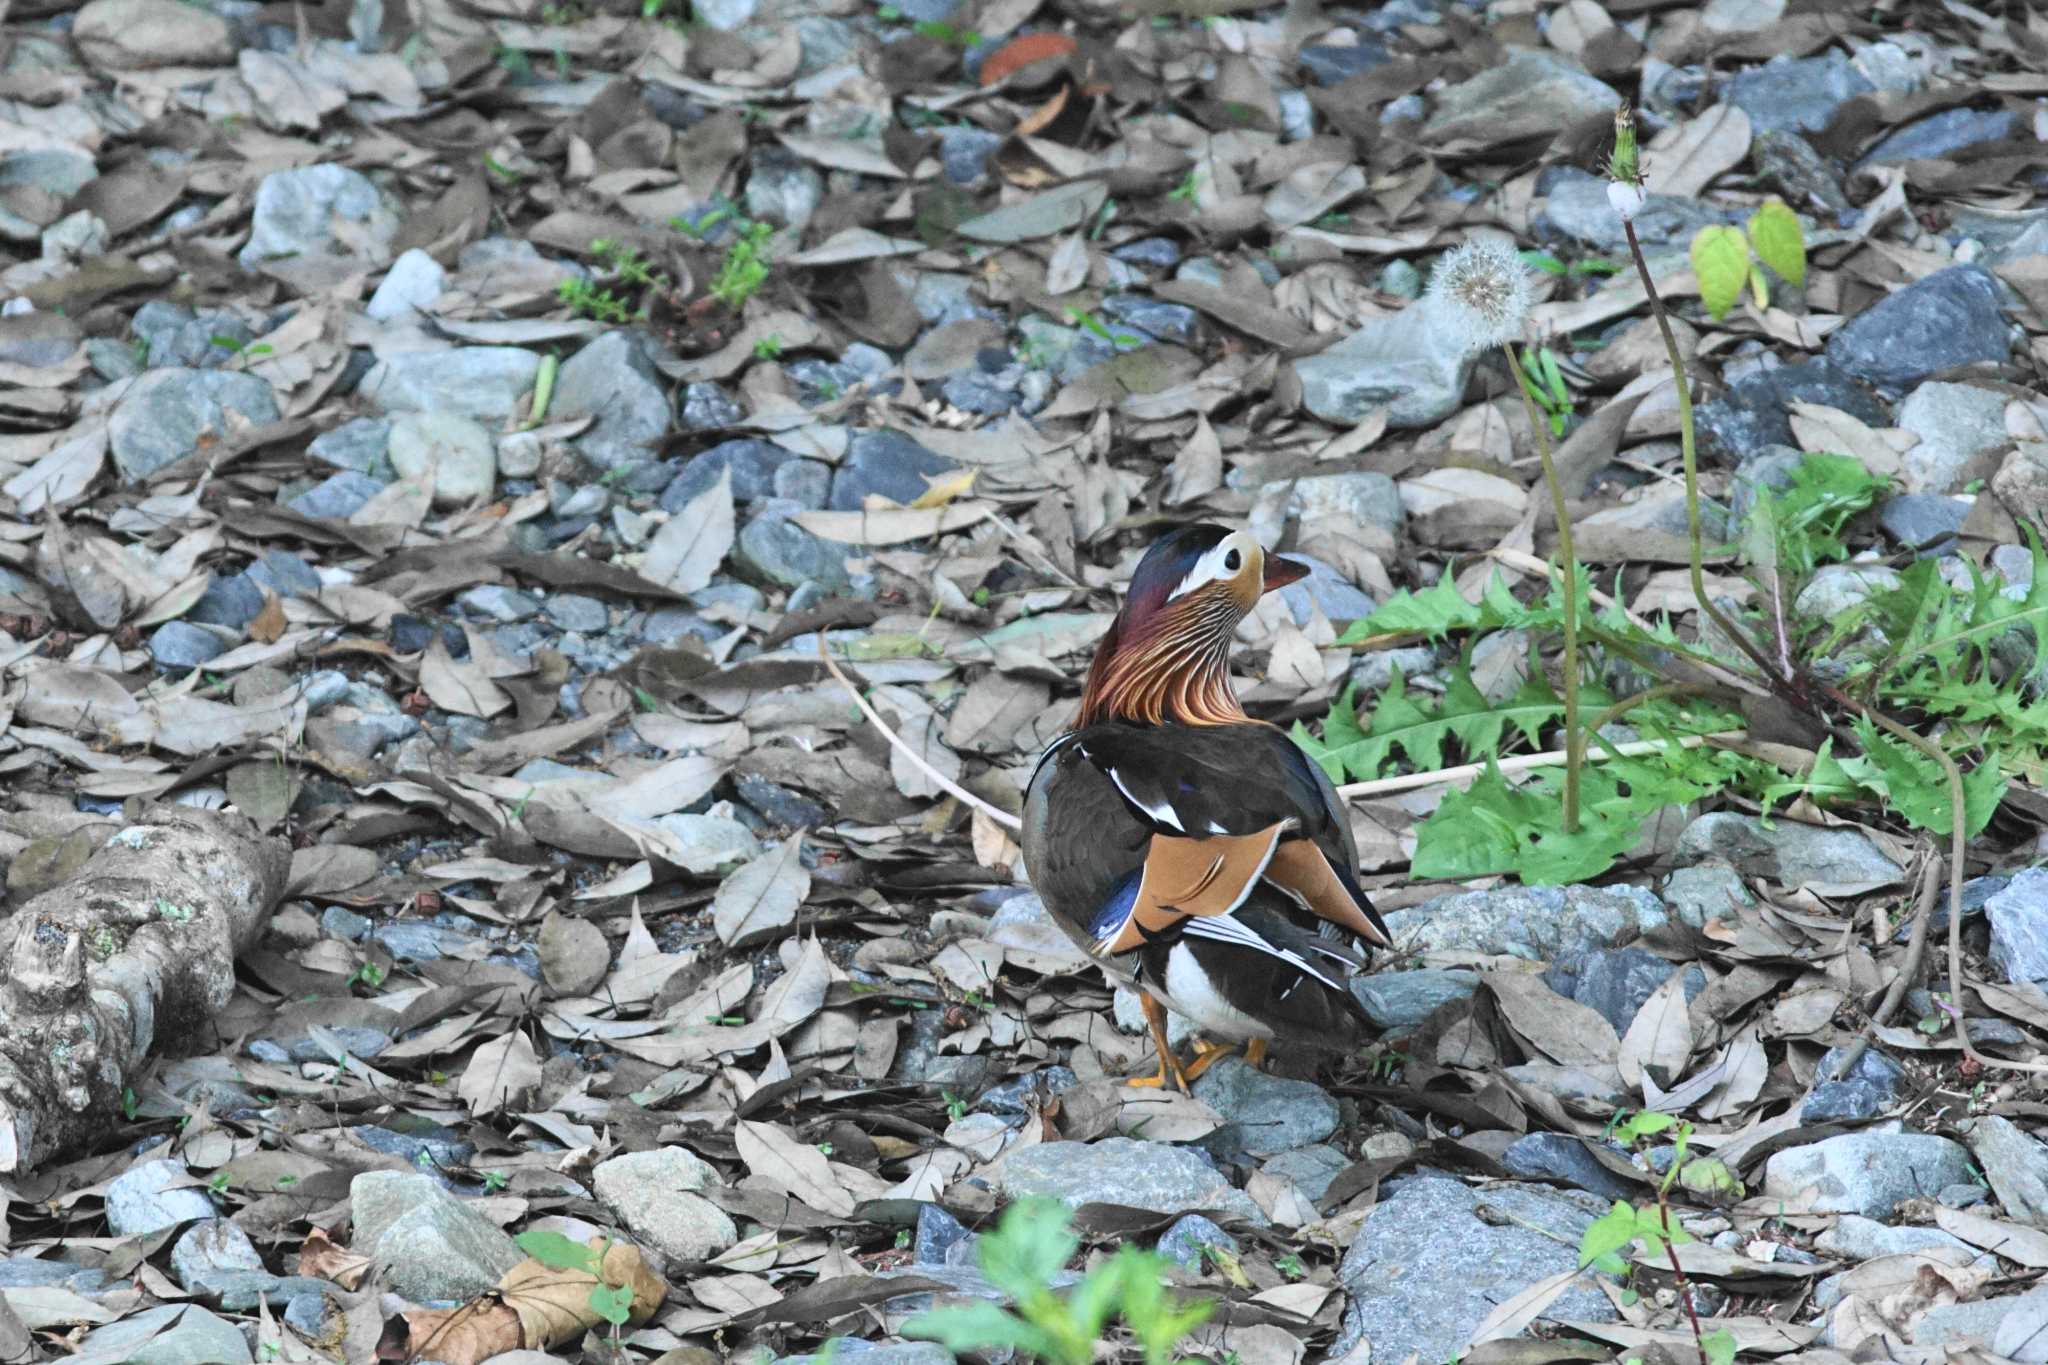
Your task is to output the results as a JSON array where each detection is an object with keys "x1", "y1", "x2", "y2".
[{"x1": 1261, "y1": 555, "x2": 1310, "y2": 592}]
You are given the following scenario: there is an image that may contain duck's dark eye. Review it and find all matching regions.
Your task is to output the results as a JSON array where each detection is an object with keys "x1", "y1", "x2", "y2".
[{"x1": 1223, "y1": 549, "x2": 1241, "y2": 572}]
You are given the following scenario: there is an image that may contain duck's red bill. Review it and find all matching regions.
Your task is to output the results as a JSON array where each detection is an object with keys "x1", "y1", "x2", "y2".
[{"x1": 1261, "y1": 555, "x2": 1309, "y2": 592}]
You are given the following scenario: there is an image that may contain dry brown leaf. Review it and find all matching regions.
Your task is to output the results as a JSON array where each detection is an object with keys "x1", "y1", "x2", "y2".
[{"x1": 400, "y1": 1238, "x2": 667, "y2": 1365}]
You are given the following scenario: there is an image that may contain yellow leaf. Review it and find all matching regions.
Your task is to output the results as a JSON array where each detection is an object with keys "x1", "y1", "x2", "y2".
[{"x1": 911, "y1": 468, "x2": 978, "y2": 508}]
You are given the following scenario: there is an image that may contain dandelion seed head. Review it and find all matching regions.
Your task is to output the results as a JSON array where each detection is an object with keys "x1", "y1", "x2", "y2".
[{"x1": 1426, "y1": 237, "x2": 1533, "y2": 354}]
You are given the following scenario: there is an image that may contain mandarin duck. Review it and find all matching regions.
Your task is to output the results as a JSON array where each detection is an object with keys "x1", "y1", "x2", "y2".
[{"x1": 1021, "y1": 524, "x2": 1390, "y2": 1092}]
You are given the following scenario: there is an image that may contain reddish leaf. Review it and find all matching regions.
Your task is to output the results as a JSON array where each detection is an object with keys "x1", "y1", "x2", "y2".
[{"x1": 979, "y1": 31, "x2": 1076, "y2": 87}]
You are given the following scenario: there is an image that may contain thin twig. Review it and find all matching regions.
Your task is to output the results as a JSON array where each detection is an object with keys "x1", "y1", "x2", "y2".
[
  {"x1": 814, "y1": 631, "x2": 1025, "y2": 831},
  {"x1": 1833, "y1": 856, "x2": 1939, "y2": 1081},
  {"x1": 1335, "y1": 731, "x2": 1744, "y2": 800}
]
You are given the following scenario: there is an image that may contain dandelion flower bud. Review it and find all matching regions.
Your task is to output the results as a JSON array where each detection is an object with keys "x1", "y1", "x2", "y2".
[{"x1": 1425, "y1": 237, "x2": 1533, "y2": 355}]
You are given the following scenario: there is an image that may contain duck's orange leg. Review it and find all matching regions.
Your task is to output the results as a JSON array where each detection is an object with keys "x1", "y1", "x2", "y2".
[
  {"x1": 1126, "y1": 991, "x2": 1191, "y2": 1094},
  {"x1": 1179, "y1": 1038, "x2": 1239, "y2": 1082},
  {"x1": 1243, "y1": 1037, "x2": 1270, "y2": 1069}
]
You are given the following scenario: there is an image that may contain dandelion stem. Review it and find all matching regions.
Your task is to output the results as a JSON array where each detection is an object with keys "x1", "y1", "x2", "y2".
[{"x1": 1502, "y1": 343, "x2": 1581, "y2": 834}]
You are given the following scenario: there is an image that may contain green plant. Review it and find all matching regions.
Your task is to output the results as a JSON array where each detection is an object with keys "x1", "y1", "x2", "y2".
[
  {"x1": 1169, "y1": 171, "x2": 1199, "y2": 203},
  {"x1": 556, "y1": 276, "x2": 634, "y2": 323},
  {"x1": 348, "y1": 961, "x2": 386, "y2": 991},
  {"x1": 1514, "y1": 344, "x2": 1575, "y2": 438},
  {"x1": 1689, "y1": 199, "x2": 1806, "y2": 321},
  {"x1": 1065, "y1": 307, "x2": 1140, "y2": 348},
  {"x1": 754, "y1": 334, "x2": 785, "y2": 360},
  {"x1": 906, "y1": 1200, "x2": 1211, "y2": 1365},
  {"x1": 1580, "y1": 1113, "x2": 1740, "y2": 1365},
  {"x1": 516, "y1": 1230, "x2": 636, "y2": 1335},
  {"x1": 710, "y1": 221, "x2": 776, "y2": 310}
]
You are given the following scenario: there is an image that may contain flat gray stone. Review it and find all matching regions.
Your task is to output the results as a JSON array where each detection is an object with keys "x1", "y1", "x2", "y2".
[
  {"x1": 1814, "y1": 1214, "x2": 1977, "y2": 1262},
  {"x1": 1824, "y1": 265, "x2": 2010, "y2": 394},
  {"x1": 1961, "y1": 1115, "x2": 2048, "y2": 1225},
  {"x1": 1895, "y1": 381, "x2": 2011, "y2": 494},
  {"x1": 288, "y1": 470, "x2": 385, "y2": 519},
  {"x1": 106, "y1": 1159, "x2": 216, "y2": 1237},
  {"x1": 1762, "y1": 1124, "x2": 1975, "y2": 1217},
  {"x1": 73, "y1": 1304, "x2": 251, "y2": 1365},
  {"x1": 998, "y1": 1138, "x2": 1265, "y2": 1224},
  {"x1": 365, "y1": 247, "x2": 447, "y2": 321},
  {"x1": 110, "y1": 368, "x2": 282, "y2": 482},
  {"x1": 1331, "y1": 1174, "x2": 1616, "y2": 1363},
  {"x1": 1729, "y1": 52, "x2": 1874, "y2": 135},
  {"x1": 238, "y1": 163, "x2": 399, "y2": 278},
  {"x1": 592, "y1": 1147, "x2": 739, "y2": 1263},
  {"x1": 1988, "y1": 867, "x2": 2048, "y2": 987},
  {"x1": 1385, "y1": 884, "x2": 1668, "y2": 962},
  {"x1": 1191, "y1": 1057, "x2": 1339, "y2": 1158},
  {"x1": 388, "y1": 411, "x2": 496, "y2": 506},
  {"x1": 1791, "y1": 562, "x2": 1905, "y2": 626},
  {"x1": 1281, "y1": 471, "x2": 1405, "y2": 538},
  {"x1": 348, "y1": 1171, "x2": 522, "y2": 1301},
  {"x1": 1352, "y1": 969, "x2": 1481, "y2": 1031},
  {"x1": 1677, "y1": 812, "x2": 1904, "y2": 894},
  {"x1": 1295, "y1": 302, "x2": 1473, "y2": 430},
  {"x1": 359, "y1": 347, "x2": 541, "y2": 422},
  {"x1": 1422, "y1": 48, "x2": 1619, "y2": 144},
  {"x1": 554, "y1": 329, "x2": 672, "y2": 468}
]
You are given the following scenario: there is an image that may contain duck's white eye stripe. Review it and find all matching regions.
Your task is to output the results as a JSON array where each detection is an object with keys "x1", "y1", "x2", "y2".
[{"x1": 1166, "y1": 539, "x2": 1247, "y2": 601}]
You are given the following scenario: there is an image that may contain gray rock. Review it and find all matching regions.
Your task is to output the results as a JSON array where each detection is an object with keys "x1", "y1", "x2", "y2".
[
  {"x1": 1504, "y1": 1062, "x2": 1628, "y2": 1112},
  {"x1": 1331, "y1": 1174, "x2": 1616, "y2": 1362},
  {"x1": 387, "y1": 411, "x2": 496, "y2": 506},
  {"x1": 459, "y1": 585, "x2": 540, "y2": 622},
  {"x1": 238, "y1": 163, "x2": 399, "y2": 274},
  {"x1": 1113, "y1": 237, "x2": 1182, "y2": 269},
  {"x1": 1550, "y1": 947, "x2": 1698, "y2": 1034},
  {"x1": 308, "y1": 417, "x2": 392, "y2": 477},
  {"x1": 1754, "y1": 129, "x2": 1854, "y2": 222},
  {"x1": 1282, "y1": 471, "x2": 1406, "y2": 539},
  {"x1": 1824, "y1": 266, "x2": 2009, "y2": 394},
  {"x1": 1859, "y1": 108, "x2": 2022, "y2": 168},
  {"x1": 692, "y1": 0, "x2": 754, "y2": 28},
  {"x1": 735, "y1": 498, "x2": 855, "y2": 591},
  {"x1": 1911, "y1": 1286, "x2": 2048, "y2": 1354},
  {"x1": 85, "y1": 336, "x2": 146, "y2": 381},
  {"x1": 0, "y1": 310, "x2": 80, "y2": 368},
  {"x1": 349, "y1": 1171, "x2": 523, "y2": 1301},
  {"x1": 1261, "y1": 1145, "x2": 1349, "y2": 1202},
  {"x1": 1352, "y1": 969, "x2": 1481, "y2": 1031},
  {"x1": 940, "y1": 127, "x2": 1004, "y2": 186},
  {"x1": 1101, "y1": 294, "x2": 1201, "y2": 346},
  {"x1": 679, "y1": 381, "x2": 745, "y2": 431},
  {"x1": 250, "y1": 551, "x2": 321, "y2": 598},
  {"x1": 1988, "y1": 867, "x2": 2048, "y2": 986},
  {"x1": 545, "y1": 594, "x2": 609, "y2": 633},
  {"x1": 1385, "y1": 884, "x2": 1668, "y2": 962},
  {"x1": 1500, "y1": 1134, "x2": 1638, "y2": 1201},
  {"x1": 1276, "y1": 554, "x2": 1376, "y2": 626},
  {"x1": 1728, "y1": 445, "x2": 1818, "y2": 524},
  {"x1": 1156, "y1": 1213, "x2": 1238, "y2": 1270},
  {"x1": 998, "y1": 1138, "x2": 1264, "y2": 1224},
  {"x1": 1814, "y1": 1213, "x2": 1977, "y2": 1261},
  {"x1": 664, "y1": 438, "x2": 800, "y2": 509},
  {"x1": 1677, "y1": 812, "x2": 1903, "y2": 892},
  {"x1": 1961, "y1": 1115, "x2": 2048, "y2": 1225},
  {"x1": 188, "y1": 573, "x2": 266, "y2": 631},
  {"x1": 1111, "y1": 986, "x2": 1195, "y2": 1048},
  {"x1": 591, "y1": 1147, "x2": 740, "y2": 1262},
  {"x1": 1539, "y1": 167, "x2": 1730, "y2": 250},
  {"x1": 1421, "y1": 48, "x2": 1620, "y2": 144},
  {"x1": 106, "y1": 1159, "x2": 216, "y2": 1237},
  {"x1": 831, "y1": 430, "x2": 959, "y2": 511},
  {"x1": 1660, "y1": 860, "x2": 1753, "y2": 929},
  {"x1": 779, "y1": 1345, "x2": 955, "y2": 1365},
  {"x1": 133, "y1": 301, "x2": 252, "y2": 370},
  {"x1": 1696, "y1": 358, "x2": 1885, "y2": 462},
  {"x1": 913, "y1": 1203, "x2": 973, "y2": 1267},
  {"x1": 1762, "y1": 1124, "x2": 1975, "y2": 1216},
  {"x1": 150, "y1": 621, "x2": 229, "y2": 669},
  {"x1": 554, "y1": 329, "x2": 673, "y2": 468},
  {"x1": 940, "y1": 375, "x2": 1018, "y2": 415},
  {"x1": 365, "y1": 247, "x2": 447, "y2": 320},
  {"x1": 1802, "y1": 1045, "x2": 1906, "y2": 1123},
  {"x1": 1295, "y1": 302, "x2": 1473, "y2": 430},
  {"x1": 1728, "y1": 52, "x2": 1874, "y2": 135},
  {"x1": 1299, "y1": 40, "x2": 1389, "y2": 85},
  {"x1": 169, "y1": 1220, "x2": 265, "y2": 1295},
  {"x1": 745, "y1": 151, "x2": 823, "y2": 228},
  {"x1": 1878, "y1": 494, "x2": 1969, "y2": 556},
  {"x1": 1791, "y1": 562, "x2": 1903, "y2": 626},
  {"x1": 288, "y1": 470, "x2": 386, "y2": 519},
  {"x1": 359, "y1": 347, "x2": 542, "y2": 422},
  {"x1": 1896, "y1": 381, "x2": 2010, "y2": 494},
  {"x1": 1191, "y1": 1057, "x2": 1339, "y2": 1158},
  {"x1": 76, "y1": 1303, "x2": 252, "y2": 1365},
  {"x1": 110, "y1": 367, "x2": 282, "y2": 482}
]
